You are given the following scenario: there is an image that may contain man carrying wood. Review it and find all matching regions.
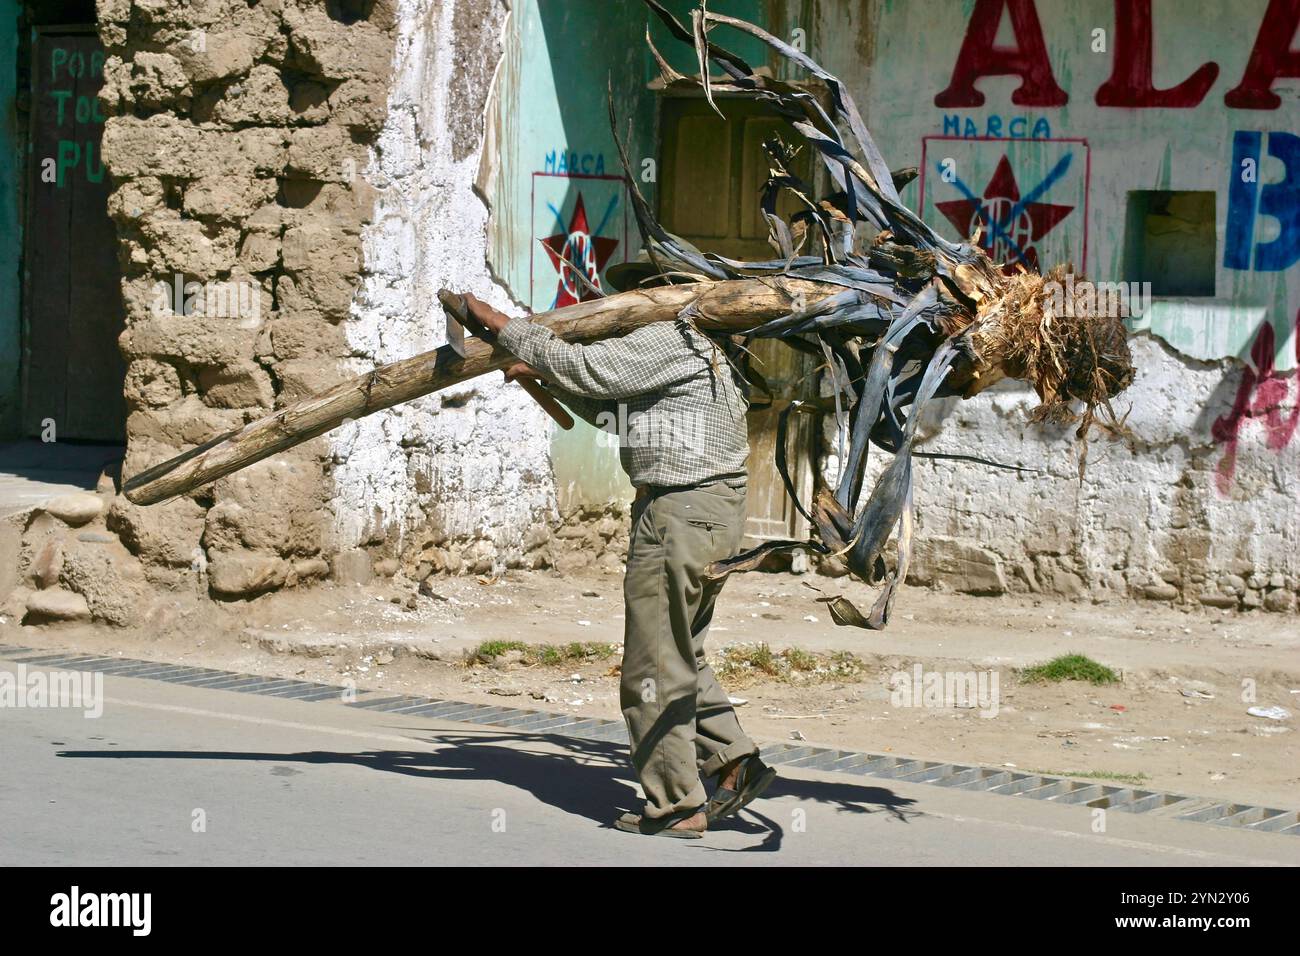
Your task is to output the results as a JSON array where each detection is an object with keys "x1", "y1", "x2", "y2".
[{"x1": 463, "y1": 292, "x2": 776, "y2": 839}]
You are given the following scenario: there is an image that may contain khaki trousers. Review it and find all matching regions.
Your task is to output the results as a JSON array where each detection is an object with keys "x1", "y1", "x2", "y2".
[{"x1": 620, "y1": 481, "x2": 758, "y2": 818}]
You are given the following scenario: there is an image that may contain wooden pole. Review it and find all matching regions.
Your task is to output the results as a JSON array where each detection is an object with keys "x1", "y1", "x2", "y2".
[{"x1": 123, "y1": 277, "x2": 838, "y2": 505}]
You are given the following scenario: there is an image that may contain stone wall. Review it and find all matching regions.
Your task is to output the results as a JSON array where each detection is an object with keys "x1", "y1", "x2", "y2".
[
  {"x1": 821, "y1": 336, "x2": 1300, "y2": 613},
  {"x1": 0, "y1": 0, "x2": 410, "y2": 622},
  {"x1": 91, "y1": 0, "x2": 403, "y2": 605},
  {"x1": 8, "y1": 0, "x2": 616, "y2": 626},
  {"x1": 11, "y1": 0, "x2": 1295, "y2": 625}
]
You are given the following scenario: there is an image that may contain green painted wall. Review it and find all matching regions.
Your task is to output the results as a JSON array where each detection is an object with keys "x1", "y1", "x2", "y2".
[
  {"x1": 0, "y1": 0, "x2": 21, "y2": 437},
  {"x1": 488, "y1": 0, "x2": 658, "y2": 509},
  {"x1": 651, "y1": 0, "x2": 769, "y2": 76},
  {"x1": 488, "y1": 0, "x2": 773, "y2": 510}
]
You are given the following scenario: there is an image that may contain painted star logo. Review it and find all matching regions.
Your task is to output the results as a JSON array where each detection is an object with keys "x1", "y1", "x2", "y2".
[
  {"x1": 541, "y1": 193, "x2": 620, "y2": 308},
  {"x1": 936, "y1": 154, "x2": 1073, "y2": 271}
]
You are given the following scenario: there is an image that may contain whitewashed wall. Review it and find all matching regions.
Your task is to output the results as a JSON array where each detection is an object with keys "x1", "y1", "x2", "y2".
[{"x1": 330, "y1": 0, "x2": 560, "y2": 571}]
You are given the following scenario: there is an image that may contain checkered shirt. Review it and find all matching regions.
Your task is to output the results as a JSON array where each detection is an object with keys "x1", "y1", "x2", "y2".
[{"x1": 497, "y1": 317, "x2": 749, "y2": 490}]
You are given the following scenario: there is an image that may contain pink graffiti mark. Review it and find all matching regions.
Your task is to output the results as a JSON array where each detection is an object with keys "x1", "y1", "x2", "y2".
[{"x1": 1211, "y1": 311, "x2": 1300, "y2": 495}]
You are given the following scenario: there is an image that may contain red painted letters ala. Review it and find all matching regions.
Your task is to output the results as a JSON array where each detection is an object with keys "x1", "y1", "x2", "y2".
[
  {"x1": 939, "y1": 0, "x2": 1298, "y2": 111},
  {"x1": 1096, "y1": 0, "x2": 1219, "y2": 108},
  {"x1": 934, "y1": 0, "x2": 1068, "y2": 108},
  {"x1": 1225, "y1": 0, "x2": 1300, "y2": 109}
]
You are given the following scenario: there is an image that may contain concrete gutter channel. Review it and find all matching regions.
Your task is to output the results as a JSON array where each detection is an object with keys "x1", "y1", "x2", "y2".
[{"x1": 3, "y1": 642, "x2": 1298, "y2": 838}]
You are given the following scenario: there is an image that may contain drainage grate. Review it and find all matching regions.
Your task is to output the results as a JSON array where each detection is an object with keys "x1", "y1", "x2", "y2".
[
  {"x1": 753, "y1": 742, "x2": 1300, "y2": 835},
  {"x1": 1, "y1": 642, "x2": 1295, "y2": 836},
  {"x1": 0, "y1": 645, "x2": 366, "y2": 705}
]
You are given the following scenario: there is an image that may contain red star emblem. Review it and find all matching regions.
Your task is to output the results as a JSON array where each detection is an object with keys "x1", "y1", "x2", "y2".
[
  {"x1": 935, "y1": 155, "x2": 1073, "y2": 271},
  {"x1": 541, "y1": 193, "x2": 620, "y2": 308}
]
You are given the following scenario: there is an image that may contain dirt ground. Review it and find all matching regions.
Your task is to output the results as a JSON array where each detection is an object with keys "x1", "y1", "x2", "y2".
[{"x1": 4, "y1": 567, "x2": 1297, "y2": 809}]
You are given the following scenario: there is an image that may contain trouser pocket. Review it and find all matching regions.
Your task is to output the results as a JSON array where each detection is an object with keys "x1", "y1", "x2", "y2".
[{"x1": 682, "y1": 515, "x2": 729, "y2": 562}]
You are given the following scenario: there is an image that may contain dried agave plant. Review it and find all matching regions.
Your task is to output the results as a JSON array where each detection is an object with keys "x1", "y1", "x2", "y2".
[{"x1": 619, "y1": 1, "x2": 1135, "y2": 627}]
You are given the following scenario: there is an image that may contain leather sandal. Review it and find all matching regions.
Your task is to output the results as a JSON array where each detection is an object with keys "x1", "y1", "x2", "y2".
[
  {"x1": 614, "y1": 805, "x2": 707, "y2": 839},
  {"x1": 706, "y1": 754, "x2": 776, "y2": 822}
]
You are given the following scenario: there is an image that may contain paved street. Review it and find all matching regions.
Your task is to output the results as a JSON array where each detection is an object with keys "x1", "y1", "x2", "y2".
[{"x1": 1, "y1": 660, "x2": 1297, "y2": 866}]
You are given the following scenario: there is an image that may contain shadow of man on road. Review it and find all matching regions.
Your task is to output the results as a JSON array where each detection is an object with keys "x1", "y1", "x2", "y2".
[{"x1": 59, "y1": 727, "x2": 918, "y2": 851}]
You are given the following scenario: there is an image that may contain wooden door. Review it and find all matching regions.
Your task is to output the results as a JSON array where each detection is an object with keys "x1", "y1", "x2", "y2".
[
  {"x1": 659, "y1": 95, "x2": 819, "y2": 549},
  {"x1": 22, "y1": 29, "x2": 125, "y2": 440}
]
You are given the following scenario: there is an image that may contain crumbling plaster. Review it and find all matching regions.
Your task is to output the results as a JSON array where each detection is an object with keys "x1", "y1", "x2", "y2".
[
  {"x1": 331, "y1": 0, "x2": 566, "y2": 574},
  {"x1": 825, "y1": 334, "x2": 1300, "y2": 610}
]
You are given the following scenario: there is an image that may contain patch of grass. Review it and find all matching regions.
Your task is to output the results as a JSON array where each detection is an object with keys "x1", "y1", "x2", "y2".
[
  {"x1": 713, "y1": 643, "x2": 866, "y2": 686},
  {"x1": 784, "y1": 648, "x2": 818, "y2": 672},
  {"x1": 465, "y1": 640, "x2": 616, "y2": 667},
  {"x1": 1019, "y1": 653, "x2": 1119, "y2": 685},
  {"x1": 1032, "y1": 769, "x2": 1150, "y2": 786},
  {"x1": 532, "y1": 642, "x2": 618, "y2": 666},
  {"x1": 714, "y1": 643, "x2": 779, "y2": 679},
  {"x1": 532, "y1": 644, "x2": 566, "y2": 666},
  {"x1": 472, "y1": 640, "x2": 528, "y2": 661}
]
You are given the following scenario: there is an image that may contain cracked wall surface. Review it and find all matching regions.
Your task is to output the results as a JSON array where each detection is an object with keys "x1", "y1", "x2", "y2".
[
  {"x1": 328, "y1": 0, "x2": 566, "y2": 580},
  {"x1": 24, "y1": 0, "x2": 624, "y2": 624},
  {"x1": 31, "y1": 0, "x2": 408, "y2": 615},
  {"x1": 824, "y1": 336, "x2": 1299, "y2": 611}
]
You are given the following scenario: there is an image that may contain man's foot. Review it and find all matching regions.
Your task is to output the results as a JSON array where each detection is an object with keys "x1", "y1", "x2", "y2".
[
  {"x1": 707, "y1": 754, "x2": 777, "y2": 822},
  {"x1": 614, "y1": 807, "x2": 707, "y2": 839}
]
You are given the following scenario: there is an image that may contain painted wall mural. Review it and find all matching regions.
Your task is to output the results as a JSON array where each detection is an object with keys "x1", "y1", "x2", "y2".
[
  {"x1": 918, "y1": 0, "x2": 1300, "y2": 390},
  {"x1": 1215, "y1": 127, "x2": 1300, "y2": 486},
  {"x1": 920, "y1": 136, "x2": 1089, "y2": 273},
  {"x1": 933, "y1": 0, "x2": 1300, "y2": 111},
  {"x1": 530, "y1": 165, "x2": 628, "y2": 311},
  {"x1": 1212, "y1": 310, "x2": 1300, "y2": 493},
  {"x1": 486, "y1": 0, "x2": 657, "y2": 508},
  {"x1": 487, "y1": 2, "x2": 650, "y2": 318},
  {"x1": 480, "y1": 0, "x2": 1299, "y2": 509},
  {"x1": 1226, "y1": 131, "x2": 1300, "y2": 274}
]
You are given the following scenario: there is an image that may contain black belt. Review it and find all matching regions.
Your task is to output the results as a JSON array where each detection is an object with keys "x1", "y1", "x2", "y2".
[{"x1": 634, "y1": 478, "x2": 747, "y2": 500}]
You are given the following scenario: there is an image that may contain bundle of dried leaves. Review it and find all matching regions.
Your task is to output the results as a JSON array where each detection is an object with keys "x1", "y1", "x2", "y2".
[{"x1": 615, "y1": 1, "x2": 1135, "y2": 627}]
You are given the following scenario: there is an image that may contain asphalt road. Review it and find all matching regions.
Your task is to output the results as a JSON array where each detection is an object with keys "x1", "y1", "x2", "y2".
[{"x1": 1, "y1": 661, "x2": 1296, "y2": 866}]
